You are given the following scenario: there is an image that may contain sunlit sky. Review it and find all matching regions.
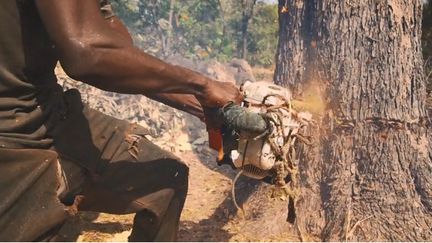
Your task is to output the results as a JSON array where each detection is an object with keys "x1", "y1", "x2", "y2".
[{"x1": 261, "y1": 0, "x2": 278, "y2": 3}]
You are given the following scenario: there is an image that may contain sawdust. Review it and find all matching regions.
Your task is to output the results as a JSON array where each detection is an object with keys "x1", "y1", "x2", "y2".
[
  {"x1": 292, "y1": 80, "x2": 326, "y2": 116},
  {"x1": 389, "y1": 0, "x2": 404, "y2": 23}
]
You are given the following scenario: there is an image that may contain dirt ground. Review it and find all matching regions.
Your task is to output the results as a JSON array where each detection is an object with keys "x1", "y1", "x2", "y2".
[{"x1": 56, "y1": 136, "x2": 299, "y2": 242}]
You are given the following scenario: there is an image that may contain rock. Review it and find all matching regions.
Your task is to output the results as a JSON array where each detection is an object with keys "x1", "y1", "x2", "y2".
[
  {"x1": 204, "y1": 60, "x2": 237, "y2": 84},
  {"x1": 165, "y1": 54, "x2": 197, "y2": 71},
  {"x1": 176, "y1": 134, "x2": 192, "y2": 152},
  {"x1": 178, "y1": 143, "x2": 192, "y2": 152},
  {"x1": 165, "y1": 55, "x2": 256, "y2": 85},
  {"x1": 192, "y1": 137, "x2": 208, "y2": 145},
  {"x1": 229, "y1": 58, "x2": 256, "y2": 84}
]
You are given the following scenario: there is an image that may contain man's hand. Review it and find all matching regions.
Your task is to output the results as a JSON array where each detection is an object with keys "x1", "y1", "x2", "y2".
[
  {"x1": 197, "y1": 80, "x2": 243, "y2": 108},
  {"x1": 194, "y1": 80, "x2": 243, "y2": 130}
]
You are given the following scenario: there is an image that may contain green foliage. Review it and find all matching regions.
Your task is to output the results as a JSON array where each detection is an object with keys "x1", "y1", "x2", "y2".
[
  {"x1": 248, "y1": 3, "x2": 278, "y2": 66},
  {"x1": 110, "y1": 0, "x2": 278, "y2": 66},
  {"x1": 174, "y1": 0, "x2": 231, "y2": 60}
]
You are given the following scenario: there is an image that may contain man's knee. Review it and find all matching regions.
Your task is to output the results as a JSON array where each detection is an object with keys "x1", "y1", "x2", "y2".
[{"x1": 169, "y1": 159, "x2": 189, "y2": 195}]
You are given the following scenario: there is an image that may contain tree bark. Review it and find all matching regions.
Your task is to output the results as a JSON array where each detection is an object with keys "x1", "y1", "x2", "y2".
[{"x1": 275, "y1": 0, "x2": 432, "y2": 241}]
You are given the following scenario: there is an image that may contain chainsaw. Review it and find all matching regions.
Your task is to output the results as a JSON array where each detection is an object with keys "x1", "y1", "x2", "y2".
[{"x1": 206, "y1": 81, "x2": 314, "y2": 219}]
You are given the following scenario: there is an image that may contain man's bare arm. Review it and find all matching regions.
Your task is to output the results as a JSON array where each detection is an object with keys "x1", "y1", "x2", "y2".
[
  {"x1": 105, "y1": 16, "x2": 133, "y2": 44},
  {"x1": 147, "y1": 93, "x2": 204, "y2": 120},
  {"x1": 35, "y1": 0, "x2": 241, "y2": 108},
  {"x1": 103, "y1": 14, "x2": 205, "y2": 119}
]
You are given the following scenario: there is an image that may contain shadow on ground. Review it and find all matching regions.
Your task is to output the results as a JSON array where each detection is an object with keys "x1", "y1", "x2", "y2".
[
  {"x1": 178, "y1": 178, "x2": 264, "y2": 242},
  {"x1": 182, "y1": 114, "x2": 298, "y2": 241}
]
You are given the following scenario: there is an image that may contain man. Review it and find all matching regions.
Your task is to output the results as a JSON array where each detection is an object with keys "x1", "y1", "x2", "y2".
[{"x1": 0, "y1": 0, "x2": 242, "y2": 241}]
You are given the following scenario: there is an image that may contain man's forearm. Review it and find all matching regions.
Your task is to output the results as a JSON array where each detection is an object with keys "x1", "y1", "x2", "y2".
[
  {"x1": 62, "y1": 42, "x2": 209, "y2": 98},
  {"x1": 147, "y1": 93, "x2": 205, "y2": 120},
  {"x1": 101, "y1": 15, "x2": 205, "y2": 120}
]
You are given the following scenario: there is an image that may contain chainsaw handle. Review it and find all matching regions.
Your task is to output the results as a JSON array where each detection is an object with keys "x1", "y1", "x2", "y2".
[
  {"x1": 217, "y1": 102, "x2": 268, "y2": 138},
  {"x1": 206, "y1": 102, "x2": 268, "y2": 165}
]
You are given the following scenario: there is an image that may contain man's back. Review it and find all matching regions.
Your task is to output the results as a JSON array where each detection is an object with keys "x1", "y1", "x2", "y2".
[{"x1": 0, "y1": 0, "x2": 60, "y2": 149}]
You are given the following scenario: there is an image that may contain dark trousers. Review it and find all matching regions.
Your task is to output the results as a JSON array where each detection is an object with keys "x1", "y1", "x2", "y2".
[{"x1": 0, "y1": 89, "x2": 189, "y2": 241}]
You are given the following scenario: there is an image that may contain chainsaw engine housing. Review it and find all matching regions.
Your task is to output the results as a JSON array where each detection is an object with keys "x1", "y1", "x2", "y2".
[{"x1": 231, "y1": 81, "x2": 310, "y2": 180}]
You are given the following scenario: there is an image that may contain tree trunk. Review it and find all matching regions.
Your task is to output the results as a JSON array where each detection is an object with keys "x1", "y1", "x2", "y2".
[
  {"x1": 165, "y1": 0, "x2": 176, "y2": 56},
  {"x1": 239, "y1": 0, "x2": 256, "y2": 59},
  {"x1": 217, "y1": 0, "x2": 227, "y2": 37},
  {"x1": 275, "y1": 0, "x2": 432, "y2": 241}
]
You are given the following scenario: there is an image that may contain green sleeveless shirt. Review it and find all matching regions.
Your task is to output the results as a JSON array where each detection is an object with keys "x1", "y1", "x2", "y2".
[{"x1": 0, "y1": 0, "x2": 114, "y2": 149}]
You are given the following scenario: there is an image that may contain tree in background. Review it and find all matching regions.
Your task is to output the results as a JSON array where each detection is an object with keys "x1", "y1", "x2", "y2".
[
  {"x1": 275, "y1": 0, "x2": 432, "y2": 240},
  {"x1": 174, "y1": 0, "x2": 229, "y2": 60},
  {"x1": 110, "y1": 0, "x2": 278, "y2": 66},
  {"x1": 248, "y1": 2, "x2": 279, "y2": 66},
  {"x1": 239, "y1": 0, "x2": 257, "y2": 59},
  {"x1": 224, "y1": 0, "x2": 279, "y2": 66},
  {"x1": 110, "y1": 0, "x2": 175, "y2": 55}
]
